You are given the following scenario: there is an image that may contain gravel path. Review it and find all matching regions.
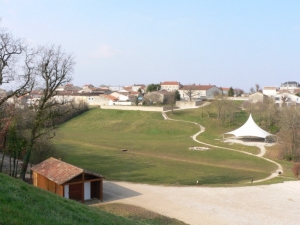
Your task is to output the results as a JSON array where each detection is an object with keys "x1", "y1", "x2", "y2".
[{"x1": 103, "y1": 180, "x2": 300, "y2": 225}]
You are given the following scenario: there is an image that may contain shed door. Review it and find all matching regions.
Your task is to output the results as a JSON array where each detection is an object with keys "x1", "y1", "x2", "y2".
[
  {"x1": 84, "y1": 182, "x2": 91, "y2": 200},
  {"x1": 91, "y1": 181, "x2": 100, "y2": 199},
  {"x1": 69, "y1": 183, "x2": 82, "y2": 201},
  {"x1": 64, "y1": 185, "x2": 69, "y2": 199}
]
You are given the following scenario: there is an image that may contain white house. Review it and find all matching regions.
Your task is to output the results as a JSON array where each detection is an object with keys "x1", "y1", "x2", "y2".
[
  {"x1": 98, "y1": 94, "x2": 119, "y2": 105},
  {"x1": 179, "y1": 85, "x2": 222, "y2": 100},
  {"x1": 160, "y1": 81, "x2": 181, "y2": 91},
  {"x1": 275, "y1": 92, "x2": 300, "y2": 106},
  {"x1": 263, "y1": 87, "x2": 277, "y2": 97},
  {"x1": 279, "y1": 81, "x2": 300, "y2": 91}
]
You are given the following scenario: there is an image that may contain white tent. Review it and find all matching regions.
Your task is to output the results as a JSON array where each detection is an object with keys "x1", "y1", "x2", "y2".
[{"x1": 224, "y1": 114, "x2": 272, "y2": 139}]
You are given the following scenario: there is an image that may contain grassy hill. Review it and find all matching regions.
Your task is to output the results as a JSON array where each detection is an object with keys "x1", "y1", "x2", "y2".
[
  {"x1": 0, "y1": 173, "x2": 186, "y2": 225},
  {"x1": 53, "y1": 107, "x2": 284, "y2": 186}
]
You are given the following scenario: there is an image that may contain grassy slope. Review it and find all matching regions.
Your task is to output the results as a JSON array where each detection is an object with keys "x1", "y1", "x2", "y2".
[
  {"x1": 0, "y1": 173, "x2": 138, "y2": 225},
  {"x1": 0, "y1": 174, "x2": 187, "y2": 225},
  {"x1": 54, "y1": 108, "x2": 278, "y2": 186}
]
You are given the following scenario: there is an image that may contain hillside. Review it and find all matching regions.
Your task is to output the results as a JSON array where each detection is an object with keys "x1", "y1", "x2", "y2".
[
  {"x1": 53, "y1": 108, "x2": 285, "y2": 186},
  {"x1": 0, "y1": 173, "x2": 141, "y2": 225}
]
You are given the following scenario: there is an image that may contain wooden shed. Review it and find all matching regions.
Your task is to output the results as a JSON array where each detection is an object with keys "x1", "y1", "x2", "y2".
[{"x1": 31, "y1": 157, "x2": 104, "y2": 203}]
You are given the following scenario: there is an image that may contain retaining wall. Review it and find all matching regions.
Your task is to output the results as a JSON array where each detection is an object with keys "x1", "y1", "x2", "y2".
[{"x1": 100, "y1": 105, "x2": 165, "y2": 112}]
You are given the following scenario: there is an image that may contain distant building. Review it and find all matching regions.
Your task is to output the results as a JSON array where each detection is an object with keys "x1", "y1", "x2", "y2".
[
  {"x1": 263, "y1": 86, "x2": 277, "y2": 97},
  {"x1": 220, "y1": 87, "x2": 230, "y2": 95},
  {"x1": 280, "y1": 81, "x2": 300, "y2": 91},
  {"x1": 160, "y1": 81, "x2": 181, "y2": 91},
  {"x1": 248, "y1": 92, "x2": 268, "y2": 103},
  {"x1": 179, "y1": 85, "x2": 222, "y2": 100}
]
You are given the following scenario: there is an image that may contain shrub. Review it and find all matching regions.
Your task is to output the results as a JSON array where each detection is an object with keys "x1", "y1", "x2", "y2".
[{"x1": 292, "y1": 163, "x2": 300, "y2": 178}]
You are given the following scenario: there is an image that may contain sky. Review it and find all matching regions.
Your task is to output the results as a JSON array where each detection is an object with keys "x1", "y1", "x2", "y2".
[{"x1": 1, "y1": 0, "x2": 300, "y2": 92}]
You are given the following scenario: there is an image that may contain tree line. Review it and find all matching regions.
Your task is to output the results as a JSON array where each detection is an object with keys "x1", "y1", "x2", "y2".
[
  {"x1": 208, "y1": 95, "x2": 300, "y2": 162},
  {"x1": 0, "y1": 22, "x2": 88, "y2": 180}
]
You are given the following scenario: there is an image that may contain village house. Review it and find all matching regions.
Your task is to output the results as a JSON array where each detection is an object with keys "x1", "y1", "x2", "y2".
[
  {"x1": 263, "y1": 86, "x2": 277, "y2": 97},
  {"x1": 143, "y1": 90, "x2": 170, "y2": 104},
  {"x1": 132, "y1": 84, "x2": 146, "y2": 93},
  {"x1": 160, "y1": 81, "x2": 181, "y2": 91},
  {"x1": 274, "y1": 92, "x2": 300, "y2": 107},
  {"x1": 248, "y1": 92, "x2": 268, "y2": 103},
  {"x1": 31, "y1": 157, "x2": 104, "y2": 203},
  {"x1": 279, "y1": 81, "x2": 300, "y2": 91},
  {"x1": 179, "y1": 85, "x2": 222, "y2": 100},
  {"x1": 220, "y1": 87, "x2": 230, "y2": 95},
  {"x1": 98, "y1": 94, "x2": 119, "y2": 105}
]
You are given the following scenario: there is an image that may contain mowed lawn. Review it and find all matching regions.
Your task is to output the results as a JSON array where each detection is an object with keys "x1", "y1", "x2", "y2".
[{"x1": 54, "y1": 108, "x2": 277, "y2": 186}]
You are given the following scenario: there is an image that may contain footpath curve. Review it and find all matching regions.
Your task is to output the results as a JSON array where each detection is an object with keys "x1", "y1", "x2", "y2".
[{"x1": 161, "y1": 109, "x2": 283, "y2": 183}]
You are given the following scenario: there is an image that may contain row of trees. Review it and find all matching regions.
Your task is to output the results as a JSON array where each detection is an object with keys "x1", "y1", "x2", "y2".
[
  {"x1": 0, "y1": 23, "x2": 86, "y2": 180},
  {"x1": 243, "y1": 99, "x2": 300, "y2": 161},
  {"x1": 205, "y1": 94, "x2": 300, "y2": 162}
]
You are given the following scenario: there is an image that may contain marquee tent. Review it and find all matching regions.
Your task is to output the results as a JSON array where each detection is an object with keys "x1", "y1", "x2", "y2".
[{"x1": 224, "y1": 114, "x2": 272, "y2": 139}]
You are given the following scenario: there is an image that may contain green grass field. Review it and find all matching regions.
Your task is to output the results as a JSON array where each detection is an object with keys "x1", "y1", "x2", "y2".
[{"x1": 54, "y1": 107, "x2": 280, "y2": 186}]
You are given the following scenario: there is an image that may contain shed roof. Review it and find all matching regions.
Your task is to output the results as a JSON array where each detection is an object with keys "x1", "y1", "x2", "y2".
[{"x1": 31, "y1": 157, "x2": 103, "y2": 185}]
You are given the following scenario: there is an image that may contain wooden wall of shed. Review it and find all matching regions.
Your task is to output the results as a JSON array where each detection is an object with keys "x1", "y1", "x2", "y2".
[{"x1": 33, "y1": 172, "x2": 63, "y2": 196}]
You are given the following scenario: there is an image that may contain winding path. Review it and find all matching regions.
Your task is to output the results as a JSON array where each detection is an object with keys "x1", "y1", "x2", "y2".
[{"x1": 161, "y1": 108, "x2": 283, "y2": 183}]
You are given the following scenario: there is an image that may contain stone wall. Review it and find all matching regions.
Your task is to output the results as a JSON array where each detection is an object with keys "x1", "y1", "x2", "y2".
[
  {"x1": 100, "y1": 105, "x2": 164, "y2": 112},
  {"x1": 176, "y1": 100, "x2": 202, "y2": 107}
]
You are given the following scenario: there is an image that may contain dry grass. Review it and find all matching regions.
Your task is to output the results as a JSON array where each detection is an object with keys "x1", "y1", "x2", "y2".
[{"x1": 97, "y1": 203, "x2": 188, "y2": 225}]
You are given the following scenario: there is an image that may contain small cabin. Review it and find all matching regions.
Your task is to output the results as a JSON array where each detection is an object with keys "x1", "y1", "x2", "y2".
[{"x1": 31, "y1": 157, "x2": 104, "y2": 203}]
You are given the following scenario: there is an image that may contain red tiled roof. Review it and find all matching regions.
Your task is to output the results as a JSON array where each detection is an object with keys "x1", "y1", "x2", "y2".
[
  {"x1": 180, "y1": 85, "x2": 215, "y2": 90},
  {"x1": 102, "y1": 94, "x2": 118, "y2": 101},
  {"x1": 31, "y1": 158, "x2": 103, "y2": 185},
  {"x1": 31, "y1": 158, "x2": 84, "y2": 184},
  {"x1": 160, "y1": 81, "x2": 180, "y2": 85},
  {"x1": 123, "y1": 86, "x2": 133, "y2": 91}
]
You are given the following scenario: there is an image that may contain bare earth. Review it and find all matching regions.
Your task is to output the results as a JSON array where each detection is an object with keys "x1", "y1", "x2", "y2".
[{"x1": 103, "y1": 180, "x2": 300, "y2": 225}]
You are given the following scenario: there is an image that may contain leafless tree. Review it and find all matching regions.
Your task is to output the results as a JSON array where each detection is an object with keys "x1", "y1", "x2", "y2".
[
  {"x1": 255, "y1": 84, "x2": 261, "y2": 92},
  {"x1": 0, "y1": 24, "x2": 35, "y2": 106},
  {"x1": 212, "y1": 94, "x2": 228, "y2": 120},
  {"x1": 278, "y1": 106, "x2": 300, "y2": 161},
  {"x1": 292, "y1": 163, "x2": 300, "y2": 178},
  {"x1": 164, "y1": 92, "x2": 176, "y2": 114},
  {"x1": 234, "y1": 88, "x2": 244, "y2": 97},
  {"x1": 181, "y1": 85, "x2": 199, "y2": 101},
  {"x1": 20, "y1": 45, "x2": 74, "y2": 179}
]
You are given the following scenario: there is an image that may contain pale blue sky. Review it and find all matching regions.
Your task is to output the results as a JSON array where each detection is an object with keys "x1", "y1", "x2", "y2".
[{"x1": 1, "y1": 0, "x2": 300, "y2": 91}]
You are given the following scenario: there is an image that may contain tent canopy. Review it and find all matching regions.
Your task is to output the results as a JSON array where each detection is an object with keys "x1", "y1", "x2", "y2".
[{"x1": 224, "y1": 114, "x2": 272, "y2": 139}]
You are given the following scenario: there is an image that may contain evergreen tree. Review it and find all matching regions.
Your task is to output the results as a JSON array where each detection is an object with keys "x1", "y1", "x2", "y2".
[
  {"x1": 174, "y1": 90, "x2": 181, "y2": 100},
  {"x1": 228, "y1": 87, "x2": 234, "y2": 97}
]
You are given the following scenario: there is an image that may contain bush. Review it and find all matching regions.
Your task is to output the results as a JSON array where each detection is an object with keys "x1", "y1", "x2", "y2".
[{"x1": 292, "y1": 163, "x2": 300, "y2": 178}]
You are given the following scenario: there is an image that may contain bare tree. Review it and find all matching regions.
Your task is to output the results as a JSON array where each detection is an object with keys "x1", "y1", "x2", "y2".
[
  {"x1": 20, "y1": 45, "x2": 74, "y2": 180},
  {"x1": 0, "y1": 103, "x2": 15, "y2": 172},
  {"x1": 255, "y1": 84, "x2": 260, "y2": 92},
  {"x1": 278, "y1": 106, "x2": 300, "y2": 161},
  {"x1": 0, "y1": 24, "x2": 35, "y2": 106},
  {"x1": 234, "y1": 88, "x2": 244, "y2": 97},
  {"x1": 181, "y1": 85, "x2": 199, "y2": 101},
  {"x1": 292, "y1": 163, "x2": 300, "y2": 178},
  {"x1": 165, "y1": 92, "x2": 176, "y2": 114},
  {"x1": 212, "y1": 94, "x2": 228, "y2": 120}
]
